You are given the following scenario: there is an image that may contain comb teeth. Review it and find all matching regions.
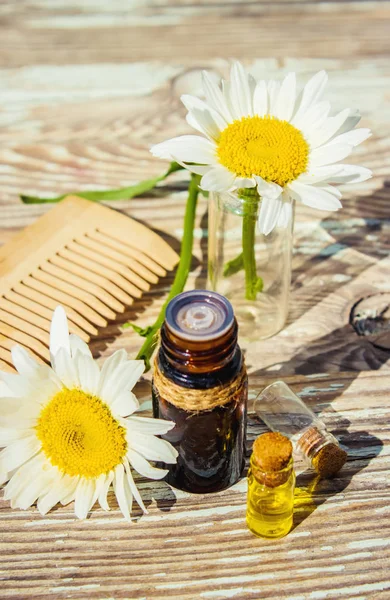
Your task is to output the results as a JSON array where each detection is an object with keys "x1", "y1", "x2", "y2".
[{"x1": 0, "y1": 196, "x2": 179, "y2": 370}]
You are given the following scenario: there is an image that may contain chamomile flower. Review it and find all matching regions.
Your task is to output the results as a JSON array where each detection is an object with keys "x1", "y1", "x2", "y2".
[
  {"x1": 151, "y1": 62, "x2": 372, "y2": 234},
  {"x1": 0, "y1": 306, "x2": 177, "y2": 521}
]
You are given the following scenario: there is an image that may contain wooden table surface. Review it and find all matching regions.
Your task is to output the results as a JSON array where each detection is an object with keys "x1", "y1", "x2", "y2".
[{"x1": 1, "y1": 1, "x2": 390, "y2": 599}]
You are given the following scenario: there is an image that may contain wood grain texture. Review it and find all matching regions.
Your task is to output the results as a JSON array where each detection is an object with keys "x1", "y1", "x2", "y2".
[{"x1": 0, "y1": 0, "x2": 389, "y2": 598}]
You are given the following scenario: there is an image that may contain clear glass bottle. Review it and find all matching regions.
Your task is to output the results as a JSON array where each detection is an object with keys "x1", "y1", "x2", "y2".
[
  {"x1": 152, "y1": 290, "x2": 247, "y2": 494},
  {"x1": 207, "y1": 189, "x2": 293, "y2": 341},
  {"x1": 254, "y1": 381, "x2": 347, "y2": 478},
  {"x1": 246, "y1": 432, "x2": 295, "y2": 538}
]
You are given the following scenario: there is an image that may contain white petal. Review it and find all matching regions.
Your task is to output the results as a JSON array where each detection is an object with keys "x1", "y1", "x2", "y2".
[
  {"x1": 200, "y1": 166, "x2": 237, "y2": 192},
  {"x1": 74, "y1": 478, "x2": 96, "y2": 520},
  {"x1": 122, "y1": 416, "x2": 176, "y2": 436},
  {"x1": 110, "y1": 391, "x2": 139, "y2": 417},
  {"x1": 234, "y1": 177, "x2": 256, "y2": 189},
  {"x1": 275, "y1": 73, "x2": 296, "y2": 121},
  {"x1": 229, "y1": 61, "x2": 252, "y2": 118},
  {"x1": 4, "y1": 453, "x2": 45, "y2": 500},
  {"x1": 308, "y1": 108, "x2": 352, "y2": 148},
  {"x1": 253, "y1": 80, "x2": 268, "y2": 117},
  {"x1": 150, "y1": 135, "x2": 216, "y2": 165},
  {"x1": 174, "y1": 159, "x2": 211, "y2": 176},
  {"x1": 257, "y1": 195, "x2": 283, "y2": 236},
  {"x1": 202, "y1": 70, "x2": 233, "y2": 122},
  {"x1": 127, "y1": 449, "x2": 169, "y2": 480},
  {"x1": 12, "y1": 460, "x2": 58, "y2": 510},
  {"x1": 100, "y1": 360, "x2": 144, "y2": 406},
  {"x1": 128, "y1": 432, "x2": 178, "y2": 464},
  {"x1": 11, "y1": 347, "x2": 40, "y2": 379},
  {"x1": 293, "y1": 70, "x2": 328, "y2": 122},
  {"x1": 0, "y1": 427, "x2": 31, "y2": 446},
  {"x1": 328, "y1": 164, "x2": 372, "y2": 184},
  {"x1": 60, "y1": 474, "x2": 79, "y2": 505},
  {"x1": 289, "y1": 181, "x2": 343, "y2": 211},
  {"x1": 336, "y1": 110, "x2": 361, "y2": 135},
  {"x1": 98, "y1": 349, "x2": 127, "y2": 395},
  {"x1": 254, "y1": 176, "x2": 283, "y2": 201},
  {"x1": 298, "y1": 164, "x2": 345, "y2": 184},
  {"x1": 98, "y1": 470, "x2": 114, "y2": 511},
  {"x1": 293, "y1": 101, "x2": 331, "y2": 134},
  {"x1": 0, "y1": 371, "x2": 35, "y2": 398},
  {"x1": 50, "y1": 306, "x2": 70, "y2": 364},
  {"x1": 123, "y1": 458, "x2": 147, "y2": 513},
  {"x1": 52, "y1": 347, "x2": 79, "y2": 389},
  {"x1": 0, "y1": 435, "x2": 41, "y2": 474},
  {"x1": 181, "y1": 94, "x2": 226, "y2": 140},
  {"x1": 328, "y1": 128, "x2": 371, "y2": 148},
  {"x1": 37, "y1": 471, "x2": 65, "y2": 515},
  {"x1": 113, "y1": 463, "x2": 132, "y2": 522},
  {"x1": 69, "y1": 334, "x2": 92, "y2": 359},
  {"x1": 267, "y1": 80, "x2": 280, "y2": 114},
  {"x1": 310, "y1": 143, "x2": 353, "y2": 168},
  {"x1": 75, "y1": 353, "x2": 100, "y2": 396}
]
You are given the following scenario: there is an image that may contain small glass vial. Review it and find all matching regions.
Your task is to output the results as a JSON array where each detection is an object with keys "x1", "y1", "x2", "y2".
[
  {"x1": 254, "y1": 381, "x2": 347, "y2": 478},
  {"x1": 246, "y1": 432, "x2": 295, "y2": 538},
  {"x1": 152, "y1": 290, "x2": 247, "y2": 494}
]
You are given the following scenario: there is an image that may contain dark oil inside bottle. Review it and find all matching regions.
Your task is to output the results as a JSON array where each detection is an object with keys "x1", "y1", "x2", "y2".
[{"x1": 152, "y1": 290, "x2": 247, "y2": 494}]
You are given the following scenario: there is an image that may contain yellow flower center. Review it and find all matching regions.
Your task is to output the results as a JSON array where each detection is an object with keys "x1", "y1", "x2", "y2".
[
  {"x1": 36, "y1": 389, "x2": 127, "y2": 478},
  {"x1": 217, "y1": 115, "x2": 309, "y2": 186}
]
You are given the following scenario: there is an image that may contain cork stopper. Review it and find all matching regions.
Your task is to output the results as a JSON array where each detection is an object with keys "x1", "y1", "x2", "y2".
[
  {"x1": 251, "y1": 432, "x2": 293, "y2": 488},
  {"x1": 298, "y1": 426, "x2": 347, "y2": 478}
]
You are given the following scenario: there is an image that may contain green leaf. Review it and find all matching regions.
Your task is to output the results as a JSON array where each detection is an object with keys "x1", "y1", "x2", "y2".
[
  {"x1": 20, "y1": 162, "x2": 183, "y2": 204},
  {"x1": 123, "y1": 322, "x2": 154, "y2": 337}
]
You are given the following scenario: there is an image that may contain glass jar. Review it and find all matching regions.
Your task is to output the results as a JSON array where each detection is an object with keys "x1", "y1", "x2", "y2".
[
  {"x1": 207, "y1": 190, "x2": 293, "y2": 340},
  {"x1": 152, "y1": 290, "x2": 247, "y2": 494},
  {"x1": 246, "y1": 432, "x2": 295, "y2": 539}
]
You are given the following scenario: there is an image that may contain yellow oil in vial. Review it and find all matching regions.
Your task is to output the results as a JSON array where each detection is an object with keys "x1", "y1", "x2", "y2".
[{"x1": 246, "y1": 469, "x2": 295, "y2": 539}]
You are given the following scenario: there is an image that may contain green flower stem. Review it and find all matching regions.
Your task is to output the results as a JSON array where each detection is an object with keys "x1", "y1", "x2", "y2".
[
  {"x1": 135, "y1": 173, "x2": 201, "y2": 370},
  {"x1": 20, "y1": 162, "x2": 183, "y2": 204},
  {"x1": 240, "y1": 189, "x2": 263, "y2": 301}
]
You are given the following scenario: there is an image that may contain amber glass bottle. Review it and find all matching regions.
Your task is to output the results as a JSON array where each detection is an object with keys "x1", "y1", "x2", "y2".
[{"x1": 152, "y1": 290, "x2": 247, "y2": 494}]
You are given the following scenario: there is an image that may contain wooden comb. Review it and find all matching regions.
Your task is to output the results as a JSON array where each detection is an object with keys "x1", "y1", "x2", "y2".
[{"x1": 0, "y1": 196, "x2": 179, "y2": 371}]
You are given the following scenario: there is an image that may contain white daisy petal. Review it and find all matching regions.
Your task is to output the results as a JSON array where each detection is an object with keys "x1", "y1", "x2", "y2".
[
  {"x1": 181, "y1": 94, "x2": 226, "y2": 140},
  {"x1": 98, "y1": 349, "x2": 127, "y2": 394},
  {"x1": 174, "y1": 159, "x2": 211, "y2": 176},
  {"x1": 200, "y1": 166, "x2": 237, "y2": 192},
  {"x1": 310, "y1": 143, "x2": 353, "y2": 168},
  {"x1": 69, "y1": 334, "x2": 92, "y2": 359},
  {"x1": 336, "y1": 109, "x2": 361, "y2": 136},
  {"x1": 98, "y1": 470, "x2": 114, "y2": 511},
  {"x1": 289, "y1": 181, "x2": 343, "y2": 211},
  {"x1": 128, "y1": 432, "x2": 178, "y2": 464},
  {"x1": 234, "y1": 177, "x2": 256, "y2": 189},
  {"x1": 123, "y1": 457, "x2": 147, "y2": 513},
  {"x1": 257, "y1": 195, "x2": 283, "y2": 236},
  {"x1": 298, "y1": 164, "x2": 345, "y2": 184},
  {"x1": 293, "y1": 70, "x2": 328, "y2": 122},
  {"x1": 75, "y1": 353, "x2": 100, "y2": 396},
  {"x1": 293, "y1": 101, "x2": 331, "y2": 134},
  {"x1": 275, "y1": 72, "x2": 296, "y2": 121},
  {"x1": 230, "y1": 61, "x2": 252, "y2": 118},
  {"x1": 254, "y1": 176, "x2": 283, "y2": 201},
  {"x1": 4, "y1": 453, "x2": 45, "y2": 500},
  {"x1": 328, "y1": 128, "x2": 371, "y2": 148},
  {"x1": 253, "y1": 80, "x2": 268, "y2": 117},
  {"x1": 13, "y1": 460, "x2": 58, "y2": 510},
  {"x1": 0, "y1": 427, "x2": 31, "y2": 446},
  {"x1": 202, "y1": 70, "x2": 233, "y2": 122},
  {"x1": 50, "y1": 306, "x2": 70, "y2": 363},
  {"x1": 37, "y1": 471, "x2": 66, "y2": 515},
  {"x1": 11, "y1": 346, "x2": 40, "y2": 379},
  {"x1": 52, "y1": 347, "x2": 79, "y2": 389},
  {"x1": 110, "y1": 391, "x2": 139, "y2": 417},
  {"x1": 74, "y1": 478, "x2": 96, "y2": 520},
  {"x1": 267, "y1": 80, "x2": 281, "y2": 113},
  {"x1": 150, "y1": 135, "x2": 216, "y2": 165},
  {"x1": 328, "y1": 164, "x2": 372, "y2": 184},
  {"x1": 113, "y1": 463, "x2": 132, "y2": 522},
  {"x1": 0, "y1": 435, "x2": 41, "y2": 474},
  {"x1": 60, "y1": 475, "x2": 80, "y2": 505},
  {"x1": 100, "y1": 360, "x2": 144, "y2": 406},
  {"x1": 127, "y1": 449, "x2": 169, "y2": 480},
  {"x1": 122, "y1": 416, "x2": 176, "y2": 436},
  {"x1": 0, "y1": 371, "x2": 36, "y2": 398},
  {"x1": 277, "y1": 197, "x2": 293, "y2": 229},
  {"x1": 308, "y1": 108, "x2": 352, "y2": 148}
]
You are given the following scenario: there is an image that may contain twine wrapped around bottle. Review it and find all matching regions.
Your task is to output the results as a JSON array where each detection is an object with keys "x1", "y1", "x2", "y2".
[{"x1": 153, "y1": 360, "x2": 247, "y2": 413}]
